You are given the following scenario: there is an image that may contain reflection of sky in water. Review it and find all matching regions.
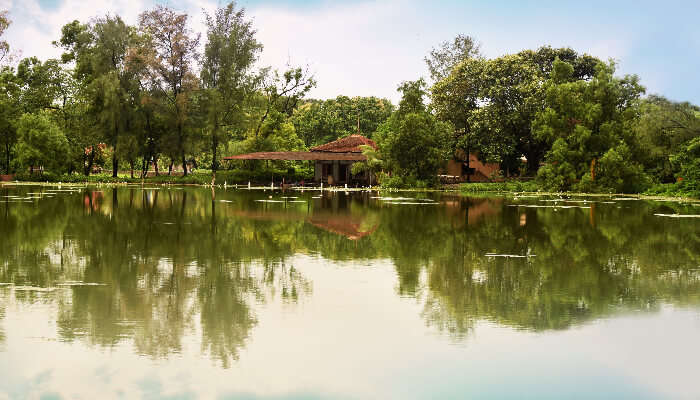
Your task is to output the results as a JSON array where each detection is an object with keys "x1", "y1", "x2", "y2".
[
  {"x1": 0, "y1": 186, "x2": 699, "y2": 399},
  {"x1": 1, "y1": 258, "x2": 699, "y2": 399}
]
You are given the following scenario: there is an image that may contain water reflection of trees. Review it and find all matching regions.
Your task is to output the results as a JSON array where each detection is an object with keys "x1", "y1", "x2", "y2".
[
  {"x1": 0, "y1": 187, "x2": 313, "y2": 366},
  {"x1": 418, "y1": 201, "x2": 700, "y2": 337},
  {"x1": 1, "y1": 186, "x2": 699, "y2": 352}
]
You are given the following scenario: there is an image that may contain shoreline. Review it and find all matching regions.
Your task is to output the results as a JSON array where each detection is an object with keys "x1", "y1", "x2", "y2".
[{"x1": 2, "y1": 180, "x2": 698, "y2": 203}]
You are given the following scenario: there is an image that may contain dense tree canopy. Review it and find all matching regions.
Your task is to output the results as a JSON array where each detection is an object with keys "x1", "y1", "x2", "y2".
[
  {"x1": 292, "y1": 95, "x2": 393, "y2": 147},
  {"x1": 375, "y1": 79, "x2": 452, "y2": 184},
  {"x1": 14, "y1": 112, "x2": 69, "y2": 174},
  {"x1": 533, "y1": 59, "x2": 647, "y2": 192}
]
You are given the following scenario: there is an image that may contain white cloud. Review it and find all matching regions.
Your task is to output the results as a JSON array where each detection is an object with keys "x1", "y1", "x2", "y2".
[
  {"x1": 2, "y1": 0, "x2": 696, "y2": 104},
  {"x1": 3, "y1": 0, "x2": 150, "y2": 62},
  {"x1": 249, "y1": 0, "x2": 437, "y2": 103}
]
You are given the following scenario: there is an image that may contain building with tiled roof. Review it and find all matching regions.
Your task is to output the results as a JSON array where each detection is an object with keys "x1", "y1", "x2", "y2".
[{"x1": 223, "y1": 135, "x2": 376, "y2": 185}]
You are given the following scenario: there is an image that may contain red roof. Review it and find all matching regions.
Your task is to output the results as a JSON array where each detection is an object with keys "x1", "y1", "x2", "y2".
[{"x1": 310, "y1": 135, "x2": 376, "y2": 153}]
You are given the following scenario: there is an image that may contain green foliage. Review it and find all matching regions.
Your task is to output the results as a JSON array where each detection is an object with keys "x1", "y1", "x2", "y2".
[
  {"x1": 634, "y1": 95, "x2": 700, "y2": 182},
  {"x1": 15, "y1": 112, "x2": 69, "y2": 173},
  {"x1": 351, "y1": 144, "x2": 383, "y2": 186},
  {"x1": 670, "y1": 136, "x2": 700, "y2": 191},
  {"x1": 459, "y1": 180, "x2": 539, "y2": 193},
  {"x1": 292, "y1": 96, "x2": 393, "y2": 147},
  {"x1": 533, "y1": 60, "x2": 648, "y2": 193},
  {"x1": 201, "y1": 1, "x2": 262, "y2": 175},
  {"x1": 431, "y1": 46, "x2": 604, "y2": 175},
  {"x1": 0, "y1": 67, "x2": 20, "y2": 173},
  {"x1": 425, "y1": 34, "x2": 481, "y2": 82},
  {"x1": 0, "y1": 10, "x2": 9, "y2": 64}
]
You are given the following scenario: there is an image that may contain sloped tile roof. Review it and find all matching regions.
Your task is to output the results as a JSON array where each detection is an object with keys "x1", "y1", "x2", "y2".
[{"x1": 223, "y1": 151, "x2": 366, "y2": 161}]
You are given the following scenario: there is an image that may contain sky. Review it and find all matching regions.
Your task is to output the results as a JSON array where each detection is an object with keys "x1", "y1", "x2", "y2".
[{"x1": 1, "y1": 0, "x2": 699, "y2": 105}]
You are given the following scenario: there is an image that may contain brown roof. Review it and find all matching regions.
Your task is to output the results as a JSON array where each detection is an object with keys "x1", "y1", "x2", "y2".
[
  {"x1": 231, "y1": 210, "x2": 378, "y2": 240},
  {"x1": 223, "y1": 151, "x2": 366, "y2": 161},
  {"x1": 310, "y1": 135, "x2": 376, "y2": 153}
]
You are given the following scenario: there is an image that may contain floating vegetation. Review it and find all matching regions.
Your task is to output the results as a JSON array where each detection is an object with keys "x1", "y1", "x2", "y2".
[
  {"x1": 56, "y1": 281, "x2": 106, "y2": 286},
  {"x1": 255, "y1": 200, "x2": 286, "y2": 203},
  {"x1": 385, "y1": 201, "x2": 439, "y2": 205},
  {"x1": 485, "y1": 253, "x2": 536, "y2": 258},
  {"x1": 653, "y1": 213, "x2": 700, "y2": 218},
  {"x1": 12, "y1": 286, "x2": 56, "y2": 292},
  {"x1": 613, "y1": 197, "x2": 640, "y2": 201},
  {"x1": 371, "y1": 196, "x2": 414, "y2": 200},
  {"x1": 508, "y1": 205, "x2": 591, "y2": 209}
]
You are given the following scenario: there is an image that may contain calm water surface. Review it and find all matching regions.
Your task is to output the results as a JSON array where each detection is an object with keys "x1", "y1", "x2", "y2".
[{"x1": 1, "y1": 185, "x2": 699, "y2": 399}]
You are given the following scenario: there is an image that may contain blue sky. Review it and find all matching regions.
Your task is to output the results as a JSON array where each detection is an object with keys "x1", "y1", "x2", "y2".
[{"x1": 1, "y1": 0, "x2": 698, "y2": 105}]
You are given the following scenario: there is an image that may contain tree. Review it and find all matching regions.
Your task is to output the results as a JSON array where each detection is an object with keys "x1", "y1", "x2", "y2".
[
  {"x1": 15, "y1": 57, "x2": 64, "y2": 113},
  {"x1": 292, "y1": 96, "x2": 393, "y2": 147},
  {"x1": 0, "y1": 67, "x2": 20, "y2": 173},
  {"x1": 254, "y1": 66, "x2": 315, "y2": 138},
  {"x1": 58, "y1": 16, "x2": 146, "y2": 177},
  {"x1": 0, "y1": 10, "x2": 11, "y2": 65},
  {"x1": 431, "y1": 46, "x2": 604, "y2": 175},
  {"x1": 139, "y1": 5, "x2": 200, "y2": 176},
  {"x1": 635, "y1": 95, "x2": 700, "y2": 182},
  {"x1": 425, "y1": 34, "x2": 481, "y2": 82},
  {"x1": 533, "y1": 59, "x2": 647, "y2": 193},
  {"x1": 431, "y1": 57, "x2": 485, "y2": 180},
  {"x1": 375, "y1": 80, "x2": 452, "y2": 184},
  {"x1": 671, "y1": 136, "x2": 700, "y2": 194},
  {"x1": 201, "y1": 1, "x2": 262, "y2": 184},
  {"x1": 15, "y1": 112, "x2": 69, "y2": 174},
  {"x1": 350, "y1": 144, "x2": 383, "y2": 186}
]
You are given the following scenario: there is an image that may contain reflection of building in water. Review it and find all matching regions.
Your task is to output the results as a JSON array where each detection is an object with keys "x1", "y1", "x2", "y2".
[
  {"x1": 232, "y1": 207, "x2": 378, "y2": 241},
  {"x1": 307, "y1": 214, "x2": 377, "y2": 240},
  {"x1": 82, "y1": 191, "x2": 103, "y2": 213},
  {"x1": 442, "y1": 196, "x2": 503, "y2": 227}
]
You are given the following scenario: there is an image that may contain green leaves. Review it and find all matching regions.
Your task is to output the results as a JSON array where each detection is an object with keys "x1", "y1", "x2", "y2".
[
  {"x1": 15, "y1": 112, "x2": 69, "y2": 173},
  {"x1": 377, "y1": 84, "x2": 452, "y2": 183},
  {"x1": 533, "y1": 60, "x2": 648, "y2": 192}
]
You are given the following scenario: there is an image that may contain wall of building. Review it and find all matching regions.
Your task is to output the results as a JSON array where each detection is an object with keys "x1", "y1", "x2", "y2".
[{"x1": 444, "y1": 152, "x2": 500, "y2": 182}]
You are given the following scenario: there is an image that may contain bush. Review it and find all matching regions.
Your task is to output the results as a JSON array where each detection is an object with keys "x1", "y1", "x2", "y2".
[
  {"x1": 460, "y1": 180, "x2": 539, "y2": 193},
  {"x1": 380, "y1": 174, "x2": 435, "y2": 189}
]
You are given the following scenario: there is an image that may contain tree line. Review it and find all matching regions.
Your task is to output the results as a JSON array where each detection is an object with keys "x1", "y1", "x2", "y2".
[{"x1": 0, "y1": 7, "x2": 698, "y2": 193}]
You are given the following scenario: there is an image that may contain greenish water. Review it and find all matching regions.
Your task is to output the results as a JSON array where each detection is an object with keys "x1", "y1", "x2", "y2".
[{"x1": 0, "y1": 185, "x2": 699, "y2": 399}]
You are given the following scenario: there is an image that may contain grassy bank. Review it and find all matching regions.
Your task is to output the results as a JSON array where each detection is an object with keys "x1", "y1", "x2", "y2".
[
  {"x1": 6, "y1": 169, "x2": 314, "y2": 186},
  {"x1": 459, "y1": 180, "x2": 699, "y2": 200}
]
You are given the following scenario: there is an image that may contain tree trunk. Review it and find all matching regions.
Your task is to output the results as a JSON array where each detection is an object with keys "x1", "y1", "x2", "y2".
[
  {"x1": 211, "y1": 129, "x2": 218, "y2": 186},
  {"x1": 526, "y1": 152, "x2": 541, "y2": 176},
  {"x1": 112, "y1": 123, "x2": 118, "y2": 177},
  {"x1": 141, "y1": 157, "x2": 147, "y2": 179},
  {"x1": 168, "y1": 160, "x2": 173, "y2": 176},
  {"x1": 5, "y1": 141, "x2": 10, "y2": 174},
  {"x1": 155, "y1": 157, "x2": 160, "y2": 176},
  {"x1": 112, "y1": 154, "x2": 118, "y2": 178},
  {"x1": 130, "y1": 159, "x2": 134, "y2": 179},
  {"x1": 85, "y1": 147, "x2": 95, "y2": 176},
  {"x1": 178, "y1": 122, "x2": 187, "y2": 177},
  {"x1": 465, "y1": 141, "x2": 471, "y2": 183}
]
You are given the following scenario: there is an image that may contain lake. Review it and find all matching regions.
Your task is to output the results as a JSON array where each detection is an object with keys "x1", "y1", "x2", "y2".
[{"x1": 0, "y1": 185, "x2": 699, "y2": 399}]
